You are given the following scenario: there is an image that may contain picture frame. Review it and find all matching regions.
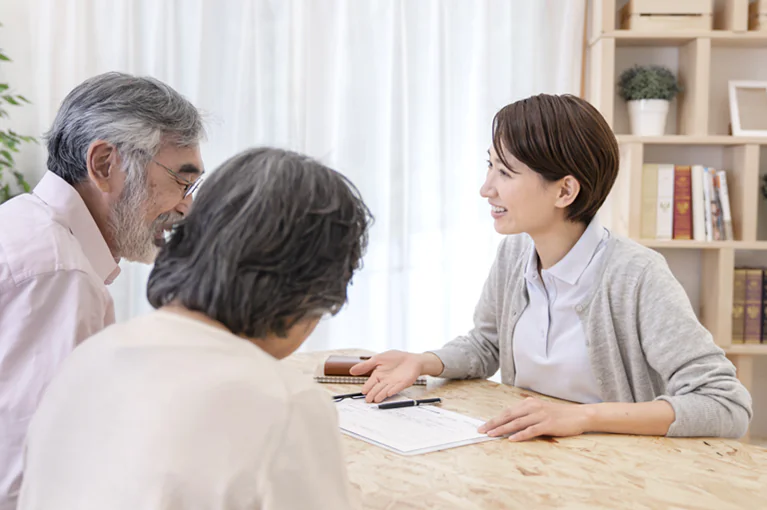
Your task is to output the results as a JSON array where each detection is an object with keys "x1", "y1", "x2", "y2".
[{"x1": 728, "y1": 80, "x2": 767, "y2": 137}]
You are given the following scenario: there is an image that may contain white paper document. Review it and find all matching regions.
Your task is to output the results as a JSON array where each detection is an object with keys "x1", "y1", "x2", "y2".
[{"x1": 335, "y1": 399, "x2": 499, "y2": 456}]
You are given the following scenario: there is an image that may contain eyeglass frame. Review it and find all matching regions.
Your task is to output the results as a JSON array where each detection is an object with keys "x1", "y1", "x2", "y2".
[
  {"x1": 332, "y1": 392, "x2": 366, "y2": 402},
  {"x1": 150, "y1": 157, "x2": 205, "y2": 198}
]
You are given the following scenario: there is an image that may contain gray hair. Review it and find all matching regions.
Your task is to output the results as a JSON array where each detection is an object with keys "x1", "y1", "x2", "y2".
[
  {"x1": 45, "y1": 71, "x2": 205, "y2": 185},
  {"x1": 146, "y1": 147, "x2": 373, "y2": 338}
]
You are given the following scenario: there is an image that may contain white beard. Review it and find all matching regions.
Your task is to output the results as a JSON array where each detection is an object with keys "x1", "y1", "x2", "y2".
[{"x1": 108, "y1": 171, "x2": 180, "y2": 264}]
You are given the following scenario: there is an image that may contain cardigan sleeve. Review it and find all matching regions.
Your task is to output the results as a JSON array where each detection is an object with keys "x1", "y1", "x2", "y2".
[
  {"x1": 428, "y1": 239, "x2": 512, "y2": 380},
  {"x1": 635, "y1": 260, "x2": 752, "y2": 438}
]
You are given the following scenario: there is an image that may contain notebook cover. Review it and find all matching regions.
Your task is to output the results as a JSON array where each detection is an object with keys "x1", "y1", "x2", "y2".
[{"x1": 315, "y1": 355, "x2": 427, "y2": 385}]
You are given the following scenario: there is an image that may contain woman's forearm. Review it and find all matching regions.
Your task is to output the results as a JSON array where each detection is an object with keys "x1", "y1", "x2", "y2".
[
  {"x1": 418, "y1": 352, "x2": 445, "y2": 377},
  {"x1": 584, "y1": 400, "x2": 675, "y2": 436}
]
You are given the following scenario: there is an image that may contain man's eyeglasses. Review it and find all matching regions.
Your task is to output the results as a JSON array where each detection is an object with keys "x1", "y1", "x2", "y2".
[
  {"x1": 152, "y1": 158, "x2": 204, "y2": 198},
  {"x1": 332, "y1": 392, "x2": 366, "y2": 403}
]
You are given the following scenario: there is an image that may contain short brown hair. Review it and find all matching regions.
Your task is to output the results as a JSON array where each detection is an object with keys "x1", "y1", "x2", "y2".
[{"x1": 492, "y1": 94, "x2": 619, "y2": 225}]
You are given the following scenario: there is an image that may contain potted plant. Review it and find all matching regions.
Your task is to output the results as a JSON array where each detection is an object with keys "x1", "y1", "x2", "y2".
[
  {"x1": 0, "y1": 26, "x2": 35, "y2": 204},
  {"x1": 617, "y1": 64, "x2": 682, "y2": 136}
]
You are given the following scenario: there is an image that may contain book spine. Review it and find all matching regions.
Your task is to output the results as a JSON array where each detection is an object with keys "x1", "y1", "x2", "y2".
[
  {"x1": 732, "y1": 268, "x2": 747, "y2": 344},
  {"x1": 717, "y1": 170, "x2": 734, "y2": 241},
  {"x1": 708, "y1": 168, "x2": 724, "y2": 241},
  {"x1": 763, "y1": 270, "x2": 767, "y2": 344},
  {"x1": 703, "y1": 168, "x2": 714, "y2": 241},
  {"x1": 655, "y1": 164, "x2": 675, "y2": 240},
  {"x1": 672, "y1": 165, "x2": 692, "y2": 240},
  {"x1": 641, "y1": 164, "x2": 659, "y2": 239},
  {"x1": 691, "y1": 165, "x2": 706, "y2": 241},
  {"x1": 744, "y1": 269, "x2": 763, "y2": 344}
]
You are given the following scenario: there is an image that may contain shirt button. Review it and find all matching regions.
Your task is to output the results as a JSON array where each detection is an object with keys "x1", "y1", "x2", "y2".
[
  {"x1": 597, "y1": 378, "x2": 603, "y2": 385},
  {"x1": 575, "y1": 305, "x2": 583, "y2": 312}
]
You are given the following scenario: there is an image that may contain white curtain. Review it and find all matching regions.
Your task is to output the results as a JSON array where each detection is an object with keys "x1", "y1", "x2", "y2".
[{"x1": 0, "y1": 0, "x2": 585, "y2": 354}]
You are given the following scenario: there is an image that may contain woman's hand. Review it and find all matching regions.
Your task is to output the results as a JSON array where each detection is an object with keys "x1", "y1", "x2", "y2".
[
  {"x1": 478, "y1": 398, "x2": 594, "y2": 442},
  {"x1": 349, "y1": 350, "x2": 444, "y2": 403}
]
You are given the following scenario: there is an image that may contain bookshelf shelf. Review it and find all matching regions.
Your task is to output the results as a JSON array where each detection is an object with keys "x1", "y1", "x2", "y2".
[
  {"x1": 640, "y1": 240, "x2": 767, "y2": 250},
  {"x1": 726, "y1": 345, "x2": 767, "y2": 356},
  {"x1": 589, "y1": 31, "x2": 767, "y2": 48},
  {"x1": 617, "y1": 135, "x2": 767, "y2": 145}
]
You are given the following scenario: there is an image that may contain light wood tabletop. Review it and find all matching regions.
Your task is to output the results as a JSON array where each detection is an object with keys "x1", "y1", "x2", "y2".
[{"x1": 284, "y1": 349, "x2": 767, "y2": 510}]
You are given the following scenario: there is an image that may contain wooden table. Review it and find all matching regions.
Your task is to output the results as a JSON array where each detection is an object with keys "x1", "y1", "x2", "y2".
[{"x1": 284, "y1": 349, "x2": 767, "y2": 510}]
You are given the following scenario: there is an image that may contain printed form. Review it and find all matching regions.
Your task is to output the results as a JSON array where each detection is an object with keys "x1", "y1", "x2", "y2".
[{"x1": 335, "y1": 399, "x2": 499, "y2": 455}]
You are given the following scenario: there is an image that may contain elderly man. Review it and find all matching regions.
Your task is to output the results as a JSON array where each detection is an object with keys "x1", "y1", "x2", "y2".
[{"x1": 0, "y1": 72, "x2": 205, "y2": 509}]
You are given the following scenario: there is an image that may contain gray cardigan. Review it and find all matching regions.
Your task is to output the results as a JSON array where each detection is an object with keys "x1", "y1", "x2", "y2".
[{"x1": 431, "y1": 234, "x2": 752, "y2": 438}]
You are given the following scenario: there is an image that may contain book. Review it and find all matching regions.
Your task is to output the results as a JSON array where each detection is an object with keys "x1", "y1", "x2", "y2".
[
  {"x1": 672, "y1": 165, "x2": 692, "y2": 240},
  {"x1": 315, "y1": 374, "x2": 427, "y2": 385},
  {"x1": 691, "y1": 165, "x2": 706, "y2": 241},
  {"x1": 744, "y1": 269, "x2": 763, "y2": 344},
  {"x1": 641, "y1": 164, "x2": 658, "y2": 239},
  {"x1": 702, "y1": 168, "x2": 714, "y2": 241},
  {"x1": 733, "y1": 268, "x2": 747, "y2": 344},
  {"x1": 655, "y1": 164, "x2": 675, "y2": 240},
  {"x1": 762, "y1": 271, "x2": 767, "y2": 344},
  {"x1": 716, "y1": 170, "x2": 734, "y2": 241},
  {"x1": 314, "y1": 355, "x2": 427, "y2": 385},
  {"x1": 707, "y1": 168, "x2": 725, "y2": 241}
]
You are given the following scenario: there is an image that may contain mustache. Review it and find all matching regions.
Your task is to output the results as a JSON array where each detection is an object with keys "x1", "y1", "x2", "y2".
[{"x1": 152, "y1": 211, "x2": 184, "y2": 229}]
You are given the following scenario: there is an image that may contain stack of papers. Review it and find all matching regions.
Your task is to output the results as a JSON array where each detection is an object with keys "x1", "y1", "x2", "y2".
[{"x1": 335, "y1": 399, "x2": 498, "y2": 456}]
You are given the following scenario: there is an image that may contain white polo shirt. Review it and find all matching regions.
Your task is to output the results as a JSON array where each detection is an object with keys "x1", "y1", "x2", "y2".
[{"x1": 512, "y1": 218, "x2": 609, "y2": 404}]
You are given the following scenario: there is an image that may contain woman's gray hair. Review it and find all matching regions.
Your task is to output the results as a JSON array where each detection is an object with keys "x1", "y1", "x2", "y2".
[
  {"x1": 146, "y1": 147, "x2": 373, "y2": 339},
  {"x1": 45, "y1": 71, "x2": 205, "y2": 185}
]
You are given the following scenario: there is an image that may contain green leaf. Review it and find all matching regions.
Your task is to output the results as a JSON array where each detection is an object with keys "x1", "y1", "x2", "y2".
[
  {"x1": 0, "y1": 84, "x2": 8, "y2": 93},
  {"x1": 16, "y1": 95, "x2": 30, "y2": 104},
  {"x1": 0, "y1": 53, "x2": 10, "y2": 62},
  {"x1": 0, "y1": 149, "x2": 12, "y2": 161},
  {"x1": 2, "y1": 95, "x2": 20, "y2": 106},
  {"x1": 19, "y1": 135, "x2": 37, "y2": 143},
  {"x1": 13, "y1": 172, "x2": 30, "y2": 193},
  {"x1": 0, "y1": 184, "x2": 10, "y2": 204}
]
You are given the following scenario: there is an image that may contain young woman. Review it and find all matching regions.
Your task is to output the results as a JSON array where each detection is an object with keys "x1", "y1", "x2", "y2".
[
  {"x1": 18, "y1": 148, "x2": 372, "y2": 510},
  {"x1": 351, "y1": 94, "x2": 752, "y2": 441}
]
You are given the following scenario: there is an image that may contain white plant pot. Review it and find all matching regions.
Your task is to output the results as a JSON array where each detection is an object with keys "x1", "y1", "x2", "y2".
[{"x1": 627, "y1": 99, "x2": 670, "y2": 136}]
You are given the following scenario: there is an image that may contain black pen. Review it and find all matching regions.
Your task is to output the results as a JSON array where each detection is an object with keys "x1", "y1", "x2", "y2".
[{"x1": 377, "y1": 398, "x2": 442, "y2": 410}]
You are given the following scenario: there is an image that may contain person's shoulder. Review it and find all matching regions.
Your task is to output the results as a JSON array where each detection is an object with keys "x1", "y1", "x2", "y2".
[
  {"x1": 0, "y1": 193, "x2": 93, "y2": 289},
  {"x1": 603, "y1": 235, "x2": 669, "y2": 277}
]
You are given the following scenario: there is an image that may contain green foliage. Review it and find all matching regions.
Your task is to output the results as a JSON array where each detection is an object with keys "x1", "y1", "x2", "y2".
[
  {"x1": 0, "y1": 30, "x2": 36, "y2": 204},
  {"x1": 617, "y1": 65, "x2": 682, "y2": 102}
]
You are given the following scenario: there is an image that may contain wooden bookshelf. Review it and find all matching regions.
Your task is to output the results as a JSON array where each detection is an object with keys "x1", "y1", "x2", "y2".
[
  {"x1": 590, "y1": 30, "x2": 767, "y2": 48},
  {"x1": 587, "y1": 0, "x2": 767, "y2": 437},
  {"x1": 617, "y1": 135, "x2": 767, "y2": 145},
  {"x1": 639, "y1": 240, "x2": 767, "y2": 250},
  {"x1": 726, "y1": 344, "x2": 767, "y2": 355}
]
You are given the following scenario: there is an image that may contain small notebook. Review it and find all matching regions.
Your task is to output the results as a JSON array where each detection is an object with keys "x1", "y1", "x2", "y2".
[{"x1": 314, "y1": 355, "x2": 427, "y2": 385}]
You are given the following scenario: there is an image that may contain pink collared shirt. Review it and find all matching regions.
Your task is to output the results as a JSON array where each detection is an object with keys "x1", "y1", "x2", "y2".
[{"x1": 0, "y1": 171, "x2": 120, "y2": 510}]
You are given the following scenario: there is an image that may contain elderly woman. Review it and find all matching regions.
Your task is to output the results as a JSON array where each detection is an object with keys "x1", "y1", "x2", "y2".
[{"x1": 18, "y1": 147, "x2": 372, "y2": 510}]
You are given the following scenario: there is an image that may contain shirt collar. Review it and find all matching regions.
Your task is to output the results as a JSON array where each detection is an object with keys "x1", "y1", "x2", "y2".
[
  {"x1": 524, "y1": 217, "x2": 606, "y2": 287},
  {"x1": 546, "y1": 217, "x2": 605, "y2": 286},
  {"x1": 33, "y1": 171, "x2": 121, "y2": 285}
]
